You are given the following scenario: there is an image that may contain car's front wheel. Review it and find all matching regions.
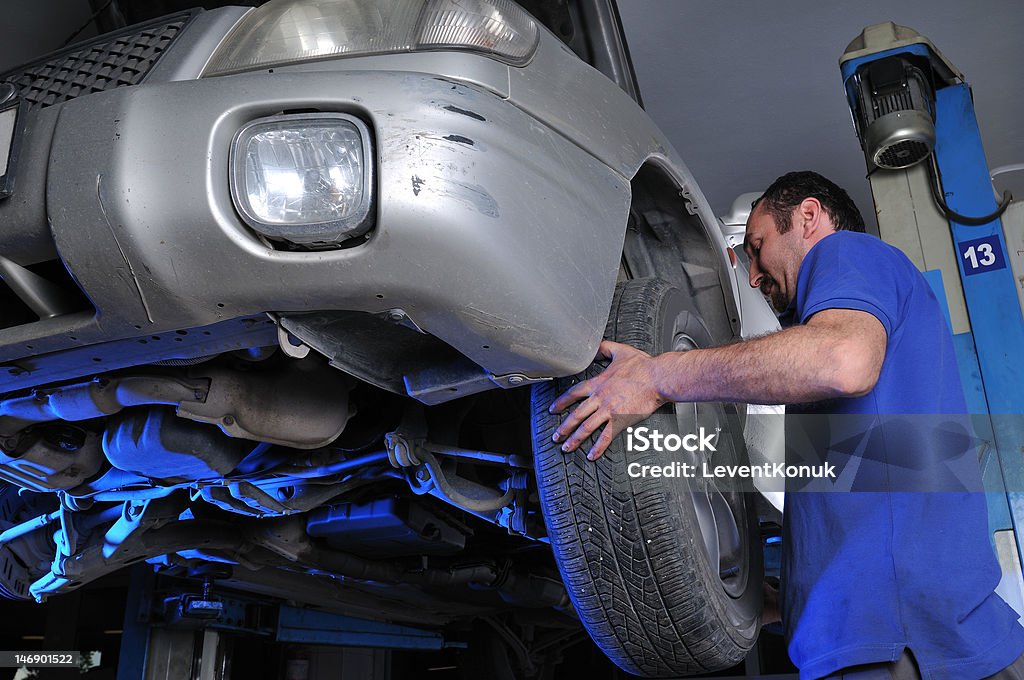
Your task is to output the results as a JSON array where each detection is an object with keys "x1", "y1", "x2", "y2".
[{"x1": 531, "y1": 278, "x2": 761, "y2": 676}]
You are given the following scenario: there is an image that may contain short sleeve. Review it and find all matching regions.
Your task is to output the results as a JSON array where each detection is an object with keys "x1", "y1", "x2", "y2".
[{"x1": 794, "y1": 233, "x2": 906, "y2": 337}]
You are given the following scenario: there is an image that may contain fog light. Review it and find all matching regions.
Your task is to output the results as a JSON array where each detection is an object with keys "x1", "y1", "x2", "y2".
[{"x1": 230, "y1": 112, "x2": 373, "y2": 247}]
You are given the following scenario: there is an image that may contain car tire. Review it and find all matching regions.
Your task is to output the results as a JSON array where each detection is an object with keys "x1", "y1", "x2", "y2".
[{"x1": 531, "y1": 278, "x2": 762, "y2": 676}]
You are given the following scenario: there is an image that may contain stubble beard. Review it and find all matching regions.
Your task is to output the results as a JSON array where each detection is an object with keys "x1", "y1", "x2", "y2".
[{"x1": 761, "y1": 279, "x2": 789, "y2": 313}]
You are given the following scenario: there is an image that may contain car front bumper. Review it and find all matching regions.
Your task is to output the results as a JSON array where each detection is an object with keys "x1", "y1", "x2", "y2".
[{"x1": 2, "y1": 68, "x2": 631, "y2": 385}]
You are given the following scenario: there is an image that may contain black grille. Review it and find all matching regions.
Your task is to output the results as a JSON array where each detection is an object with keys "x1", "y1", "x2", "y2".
[
  {"x1": 872, "y1": 90, "x2": 914, "y2": 117},
  {"x1": 858, "y1": 57, "x2": 933, "y2": 125},
  {"x1": 876, "y1": 140, "x2": 930, "y2": 170},
  {"x1": 0, "y1": 11, "x2": 195, "y2": 111}
]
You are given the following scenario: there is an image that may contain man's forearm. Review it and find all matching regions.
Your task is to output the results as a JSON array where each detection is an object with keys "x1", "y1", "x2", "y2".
[
  {"x1": 550, "y1": 309, "x2": 884, "y2": 458},
  {"x1": 652, "y1": 324, "x2": 852, "y2": 405}
]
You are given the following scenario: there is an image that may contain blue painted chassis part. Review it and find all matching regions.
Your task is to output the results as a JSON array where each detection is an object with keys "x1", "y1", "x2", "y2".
[
  {"x1": 276, "y1": 606, "x2": 446, "y2": 650},
  {"x1": 843, "y1": 48, "x2": 1024, "y2": 556},
  {"x1": 0, "y1": 315, "x2": 279, "y2": 394}
]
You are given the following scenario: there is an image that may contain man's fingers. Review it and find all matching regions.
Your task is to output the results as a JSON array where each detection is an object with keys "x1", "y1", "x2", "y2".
[
  {"x1": 596, "y1": 340, "x2": 618, "y2": 359},
  {"x1": 552, "y1": 398, "x2": 599, "y2": 445},
  {"x1": 586, "y1": 422, "x2": 617, "y2": 461},
  {"x1": 549, "y1": 378, "x2": 593, "y2": 414},
  {"x1": 599, "y1": 339, "x2": 644, "y2": 361},
  {"x1": 551, "y1": 341, "x2": 640, "y2": 415},
  {"x1": 560, "y1": 410, "x2": 609, "y2": 454},
  {"x1": 546, "y1": 340, "x2": 658, "y2": 461}
]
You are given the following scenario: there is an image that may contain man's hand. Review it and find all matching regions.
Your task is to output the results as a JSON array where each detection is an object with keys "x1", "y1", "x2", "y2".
[{"x1": 549, "y1": 340, "x2": 667, "y2": 460}]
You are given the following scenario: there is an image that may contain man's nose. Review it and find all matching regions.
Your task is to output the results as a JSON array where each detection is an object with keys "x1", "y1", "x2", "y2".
[{"x1": 748, "y1": 259, "x2": 764, "y2": 289}]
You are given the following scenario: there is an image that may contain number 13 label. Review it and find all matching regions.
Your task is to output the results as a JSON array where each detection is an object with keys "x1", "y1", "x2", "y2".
[{"x1": 958, "y1": 235, "x2": 1006, "y2": 276}]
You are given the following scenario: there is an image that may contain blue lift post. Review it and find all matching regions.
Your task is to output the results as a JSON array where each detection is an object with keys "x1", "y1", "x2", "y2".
[
  {"x1": 839, "y1": 24, "x2": 1024, "y2": 609},
  {"x1": 115, "y1": 569, "x2": 451, "y2": 678},
  {"x1": 116, "y1": 564, "x2": 155, "y2": 680}
]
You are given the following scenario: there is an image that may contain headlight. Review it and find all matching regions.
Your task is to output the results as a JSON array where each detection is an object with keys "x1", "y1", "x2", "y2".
[
  {"x1": 203, "y1": 0, "x2": 539, "y2": 77},
  {"x1": 230, "y1": 113, "x2": 373, "y2": 247}
]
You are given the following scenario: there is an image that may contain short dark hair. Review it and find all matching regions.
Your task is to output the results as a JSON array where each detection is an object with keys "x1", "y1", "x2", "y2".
[{"x1": 753, "y1": 171, "x2": 865, "y2": 234}]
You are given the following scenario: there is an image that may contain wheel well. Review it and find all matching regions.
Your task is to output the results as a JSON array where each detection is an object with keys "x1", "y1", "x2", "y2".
[{"x1": 623, "y1": 162, "x2": 739, "y2": 344}]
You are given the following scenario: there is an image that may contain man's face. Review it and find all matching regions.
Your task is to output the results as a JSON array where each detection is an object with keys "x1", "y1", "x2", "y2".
[{"x1": 743, "y1": 204, "x2": 805, "y2": 313}]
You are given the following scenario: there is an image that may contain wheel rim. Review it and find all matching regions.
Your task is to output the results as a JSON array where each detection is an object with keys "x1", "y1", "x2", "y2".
[{"x1": 669, "y1": 327, "x2": 748, "y2": 599}]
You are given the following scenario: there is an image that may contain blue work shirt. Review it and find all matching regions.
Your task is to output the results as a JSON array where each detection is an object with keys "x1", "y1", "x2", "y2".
[{"x1": 780, "y1": 231, "x2": 1024, "y2": 679}]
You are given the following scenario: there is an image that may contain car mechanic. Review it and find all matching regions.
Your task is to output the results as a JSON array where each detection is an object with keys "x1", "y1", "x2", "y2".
[{"x1": 549, "y1": 171, "x2": 1024, "y2": 679}]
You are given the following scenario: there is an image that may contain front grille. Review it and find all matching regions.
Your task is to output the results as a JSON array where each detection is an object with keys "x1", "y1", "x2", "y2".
[{"x1": 0, "y1": 11, "x2": 196, "y2": 111}]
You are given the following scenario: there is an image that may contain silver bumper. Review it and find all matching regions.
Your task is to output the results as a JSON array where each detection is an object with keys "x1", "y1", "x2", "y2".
[{"x1": 9, "y1": 69, "x2": 631, "y2": 379}]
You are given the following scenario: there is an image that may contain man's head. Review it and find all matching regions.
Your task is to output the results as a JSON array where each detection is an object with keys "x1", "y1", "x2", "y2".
[
  {"x1": 744, "y1": 171, "x2": 865, "y2": 312},
  {"x1": 755, "y1": 171, "x2": 865, "y2": 235}
]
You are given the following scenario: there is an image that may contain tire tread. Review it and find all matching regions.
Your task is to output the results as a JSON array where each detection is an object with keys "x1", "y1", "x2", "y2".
[{"x1": 531, "y1": 278, "x2": 755, "y2": 676}]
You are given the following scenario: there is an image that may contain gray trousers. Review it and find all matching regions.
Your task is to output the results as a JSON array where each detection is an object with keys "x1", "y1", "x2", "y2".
[{"x1": 822, "y1": 648, "x2": 1024, "y2": 679}]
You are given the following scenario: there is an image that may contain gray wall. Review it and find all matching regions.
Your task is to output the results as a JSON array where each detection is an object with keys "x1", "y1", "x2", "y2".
[{"x1": 619, "y1": 1, "x2": 1024, "y2": 230}]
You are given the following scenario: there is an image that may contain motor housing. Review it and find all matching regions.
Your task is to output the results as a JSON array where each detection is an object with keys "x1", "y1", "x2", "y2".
[{"x1": 851, "y1": 55, "x2": 936, "y2": 170}]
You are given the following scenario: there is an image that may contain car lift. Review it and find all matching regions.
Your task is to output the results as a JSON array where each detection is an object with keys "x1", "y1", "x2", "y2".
[
  {"x1": 113, "y1": 565, "x2": 452, "y2": 680},
  {"x1": 839, "y1": 23, "x2": 1024, "y2": 614}
]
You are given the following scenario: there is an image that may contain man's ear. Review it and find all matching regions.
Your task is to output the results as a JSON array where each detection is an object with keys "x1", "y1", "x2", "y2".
[{"x1": 799, "y1": 197, "x2": 823, "y2": 238}]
